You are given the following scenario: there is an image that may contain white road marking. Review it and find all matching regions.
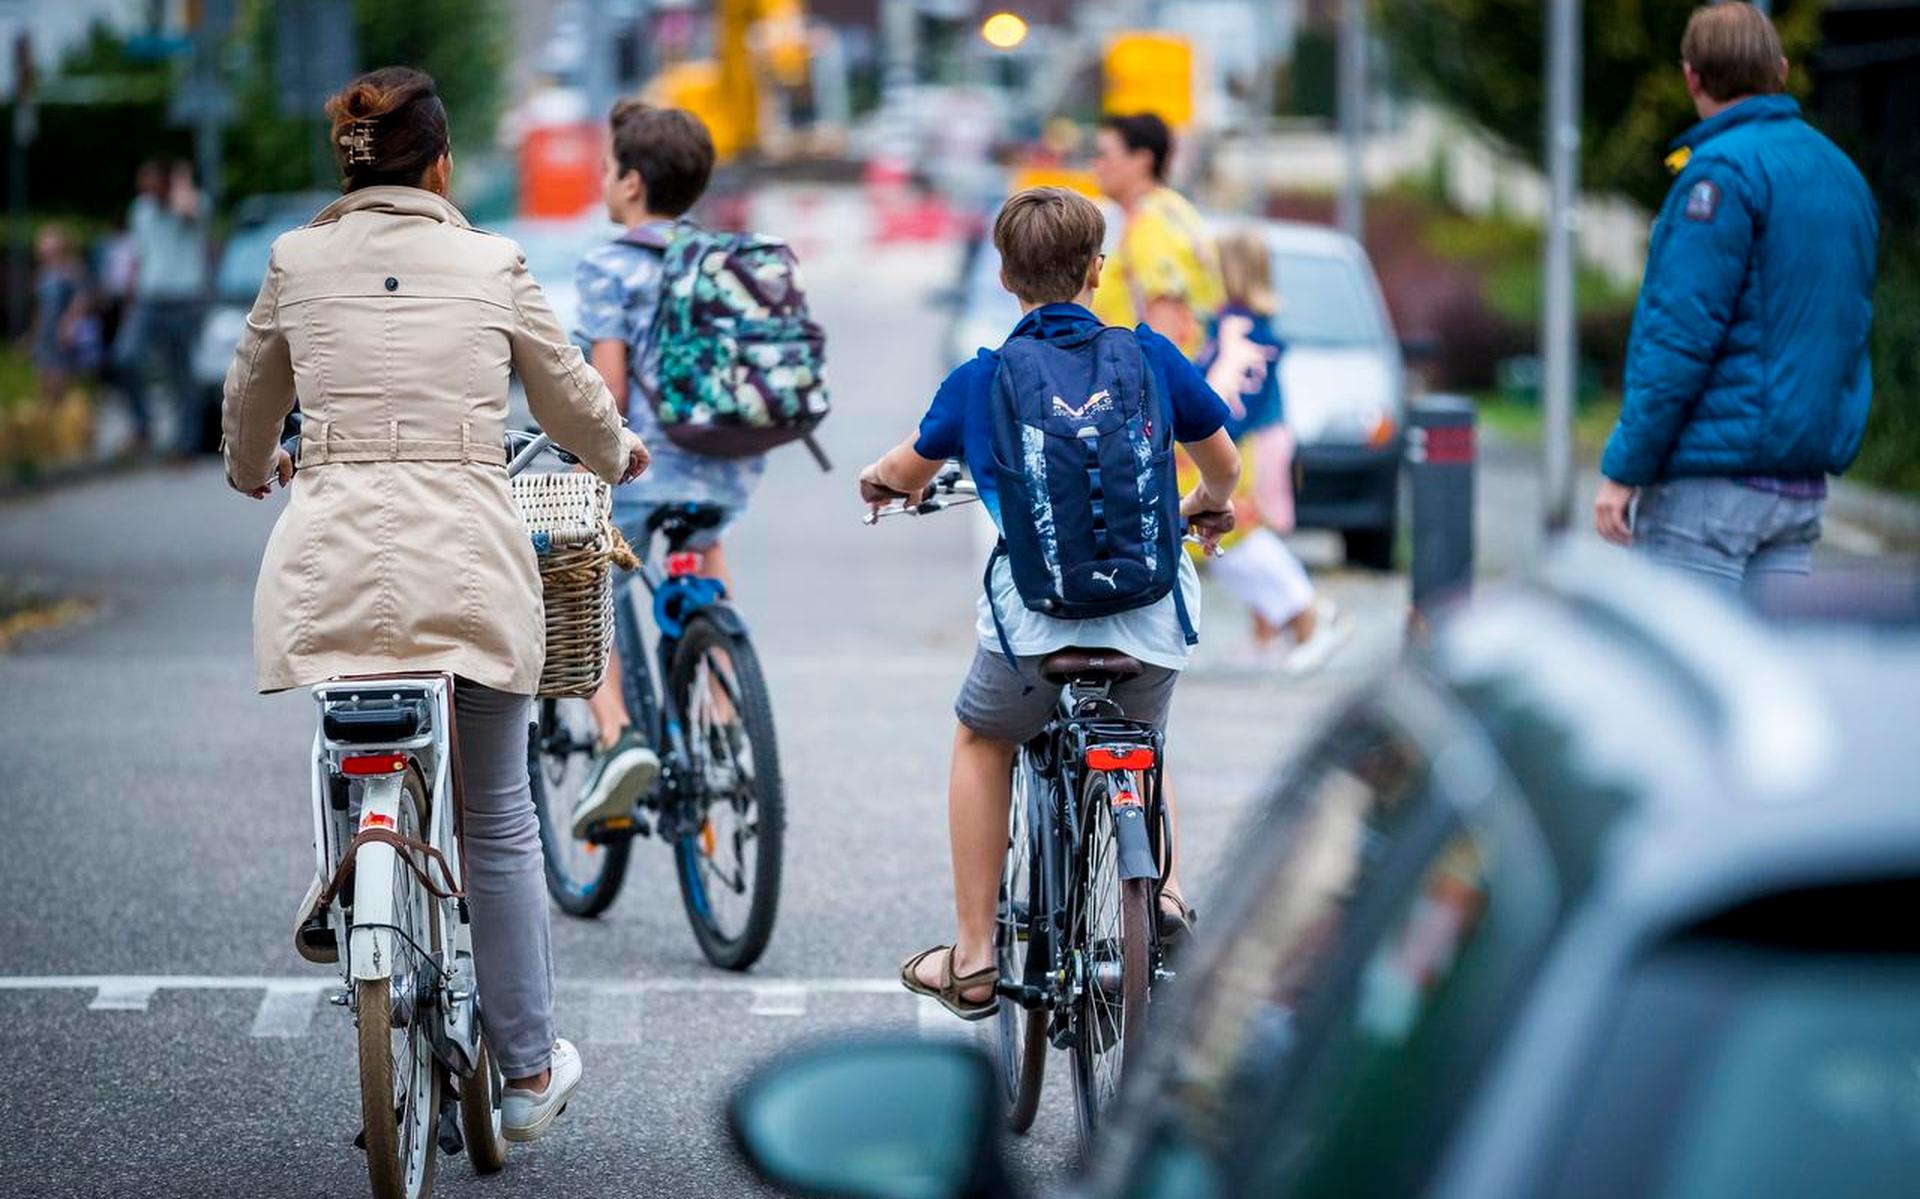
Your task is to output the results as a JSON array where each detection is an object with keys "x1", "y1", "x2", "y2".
[
  {"x1": 249, "y1": 983, "x2": 323, "y2": 1038},
  {"x1": 748, "y1": 984, "x2": 808, "y2": 1017},
  {"x1": 915, "y1": 996, "x2": 977, "y2": 1041},
  {"x1": 88, "y1": 981, "x2": 156, "y2": 1012}
]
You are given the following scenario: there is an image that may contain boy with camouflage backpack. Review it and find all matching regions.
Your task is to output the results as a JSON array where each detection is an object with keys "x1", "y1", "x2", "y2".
[{"x1": 568, "y1": 101, "x2": 828, "y2": 834}]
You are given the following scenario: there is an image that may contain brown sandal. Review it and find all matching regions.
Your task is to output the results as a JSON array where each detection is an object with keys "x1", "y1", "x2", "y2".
[
  {"x1": 1157, "y1": 888, "x2": 1199, "y2": 943},
  {"x1": 899, "y1": 945, "x2": 1000, "y2": 1021}
]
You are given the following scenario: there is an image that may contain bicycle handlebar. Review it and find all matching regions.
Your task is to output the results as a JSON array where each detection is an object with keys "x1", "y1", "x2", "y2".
[{"x1": 861, "y1": 462, "x2": 977, "y2": 525}]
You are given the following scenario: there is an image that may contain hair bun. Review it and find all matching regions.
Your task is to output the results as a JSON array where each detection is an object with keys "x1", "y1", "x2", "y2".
[{"x1": 323, "y1": 67, "x2": 449, "y2": 190}]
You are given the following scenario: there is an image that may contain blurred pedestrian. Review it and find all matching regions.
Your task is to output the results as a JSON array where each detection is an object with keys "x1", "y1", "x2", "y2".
[
  {"x1": 1198, "y1": 228, "x2": 1349, "y2": 674},
  {"x1": 219, "y1": 66, "x2": 645, "y2": 1140},
  {"x1": 121, "y1": 158, "x2": 209, "y2": 458},
  {"x1": 1088, "y1": 112, "x2": 1222, "y2": 356},
  {"x1": 28, "y1": 223, "x2": 98, "y2": 404},
  {"x1": 1595, "y1": 2, "x2": 1877, "y2": 597}
]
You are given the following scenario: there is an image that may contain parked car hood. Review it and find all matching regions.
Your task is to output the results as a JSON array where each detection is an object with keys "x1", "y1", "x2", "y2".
[{"x1": 1281, "y1": 345, "x2": 1398, "y2": 445}]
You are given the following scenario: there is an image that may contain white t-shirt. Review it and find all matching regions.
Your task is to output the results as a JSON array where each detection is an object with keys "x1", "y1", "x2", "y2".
[{"x1": 975, "y1": 552, "x2": 1203, "y2": 672}]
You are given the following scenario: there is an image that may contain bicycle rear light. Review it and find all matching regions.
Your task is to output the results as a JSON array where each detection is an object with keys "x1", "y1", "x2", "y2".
[
  {"x1": 341, "y1": 754, "x2": 409, "y2": 776},
  {"x1": 666, "y1": 551, "x2": 704, "y2": 578},
  {"x1": 1086, "y1": 745, "x2": 1155, "y2": 771}
]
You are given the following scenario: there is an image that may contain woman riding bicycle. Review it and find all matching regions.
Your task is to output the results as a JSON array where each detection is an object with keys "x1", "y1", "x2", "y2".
[{"x1": 220, "y1": 67, "x2": 646, "y2": 1141}]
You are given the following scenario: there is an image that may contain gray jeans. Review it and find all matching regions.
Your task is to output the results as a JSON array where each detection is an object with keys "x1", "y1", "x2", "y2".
[
  {"x1": 1632, "y1": 477, "x2": 1824, "y2": 599},
  {"x1": 452, "y1": 683, "x2": 554, "y2": 1079}
]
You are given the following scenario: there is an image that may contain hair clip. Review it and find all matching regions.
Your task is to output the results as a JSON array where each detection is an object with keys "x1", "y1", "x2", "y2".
[{"x1": 340, "y1": 120, "x2": 376, "y2": 168}]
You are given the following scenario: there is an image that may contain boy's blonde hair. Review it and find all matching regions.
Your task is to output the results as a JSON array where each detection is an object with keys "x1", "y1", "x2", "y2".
[
  {"x1": 1682, "y1": 2, "x2": 1786, "y2": 102},
  {"x1": 1216, "y1": 227, "x2": 1277, "y2": 316},
  {"x1": 992, "y1": 187, "x2": 1106, "y2": 306}
]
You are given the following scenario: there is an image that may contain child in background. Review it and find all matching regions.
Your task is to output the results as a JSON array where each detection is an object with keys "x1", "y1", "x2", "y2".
[
  {"x1": 29, "y1": 225, "x2": 98, "y2": 404},
  {"x1": 1200, "y1": 228, "x2": 1348, "y2": 675}
]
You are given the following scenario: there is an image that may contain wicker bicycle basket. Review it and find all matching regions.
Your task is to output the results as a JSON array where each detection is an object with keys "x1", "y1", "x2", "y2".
[{"x1": 510, "y1": 471, "x2": 636, "y2": 698}]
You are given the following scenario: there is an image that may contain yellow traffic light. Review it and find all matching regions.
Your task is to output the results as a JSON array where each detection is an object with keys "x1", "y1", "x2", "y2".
[{"x1": 982, "y1": 12, "x2": 1029, "y2": 50}]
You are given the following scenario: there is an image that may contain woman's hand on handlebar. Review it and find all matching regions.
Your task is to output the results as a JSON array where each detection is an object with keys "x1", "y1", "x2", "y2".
[
  {"x1": 240, "y1": 447, "x2": 296, "y2": 499},
  {"x1": 619, "y1": 430, "x2": 650, "y2": 485}
]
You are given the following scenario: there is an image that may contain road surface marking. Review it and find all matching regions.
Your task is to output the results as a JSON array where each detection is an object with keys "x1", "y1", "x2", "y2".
[
  {"x1": 249, "y1": 983, "x2": 323, "y2": 1038},
  {"x1": 749, "y1": 985, "x2": 808, "y2": 1017},
  {"x1": 88, "y1": 981, "x2": 156, "y2": 1012},
  {"x1": 915, "y1": 996, "x2": 976, "y2": 1041}
]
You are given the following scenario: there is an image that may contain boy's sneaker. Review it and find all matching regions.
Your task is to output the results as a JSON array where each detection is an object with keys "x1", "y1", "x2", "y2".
[
  {"x1": 501, "y1": 1038, "x2": 582, "y2": 1143},
  {"x1": 571, "y1": 729, "x2": 660, "y2": 838}
]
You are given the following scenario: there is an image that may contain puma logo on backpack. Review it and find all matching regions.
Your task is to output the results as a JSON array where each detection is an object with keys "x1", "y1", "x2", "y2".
[{"x1": 625, "y1": 225, "x2": 832, "y2": 470}]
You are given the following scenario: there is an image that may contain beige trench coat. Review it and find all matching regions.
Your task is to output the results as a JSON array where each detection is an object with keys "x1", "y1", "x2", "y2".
[{"x1": 221, "y1": 186, "x2": 637, "y2": 695}]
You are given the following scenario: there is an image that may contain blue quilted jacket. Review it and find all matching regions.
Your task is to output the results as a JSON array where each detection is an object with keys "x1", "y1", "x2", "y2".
[{"x1": 1601, "y1": 96, "x2": 1878, "y2": 487}]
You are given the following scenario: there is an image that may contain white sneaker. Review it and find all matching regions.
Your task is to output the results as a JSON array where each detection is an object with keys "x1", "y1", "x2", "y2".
[
  {"x1": 501, "y1": 1038, "x2": 582, "y2": 1143},
  {"x1": 1285, "y1": 601, "x2": 1352, "y2": 677}
]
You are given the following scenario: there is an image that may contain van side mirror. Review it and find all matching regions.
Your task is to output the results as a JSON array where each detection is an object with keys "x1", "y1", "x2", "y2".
[{"x1": 730, "y1": 1038, "x2": 1011, "y2": 1199}]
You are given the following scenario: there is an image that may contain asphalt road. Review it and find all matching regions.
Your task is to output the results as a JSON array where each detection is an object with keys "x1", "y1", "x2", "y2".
[{"x1": 0, "y1": 232, "x2": 1409, "y2": 1198}]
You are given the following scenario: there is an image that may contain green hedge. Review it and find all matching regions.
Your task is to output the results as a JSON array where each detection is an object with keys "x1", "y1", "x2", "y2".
[{"x1": 1854, "y1": 240, "x2": 1920, "y2": 495}]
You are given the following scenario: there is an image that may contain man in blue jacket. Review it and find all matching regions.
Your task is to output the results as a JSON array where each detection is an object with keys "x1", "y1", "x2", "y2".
[{"x1": 1595, "y1": 2, "x2": 1877, "y2": 594}]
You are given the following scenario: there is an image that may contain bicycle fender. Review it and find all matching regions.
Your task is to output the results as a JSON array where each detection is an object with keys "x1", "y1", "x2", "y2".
[
  {"x1": 690, "y1": 602, "x2": 750, "y2": 640},
  {"x1": 1111, "y1": 795, "x2": 1160, "y2": 881},
  {"x1": 348, "y1": 775, "x2": 404, "y2": 981}
]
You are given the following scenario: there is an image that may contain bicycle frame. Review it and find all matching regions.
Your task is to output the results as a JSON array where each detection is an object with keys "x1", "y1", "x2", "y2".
[
  {"x1": 606, "y1": 529, "x2": 749, "y2": 841},
  {"x1": 311, "y1": 670, "x2": 481, "y2": 1076},
  {"x1": 1011, "y1": 683, "x2": 1167, "y2": 1040}
]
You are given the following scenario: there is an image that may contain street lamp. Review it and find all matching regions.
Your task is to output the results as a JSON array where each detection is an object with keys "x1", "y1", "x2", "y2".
[{"x1": 982, "y1": 12, "x2": 1030, "y2": 51}]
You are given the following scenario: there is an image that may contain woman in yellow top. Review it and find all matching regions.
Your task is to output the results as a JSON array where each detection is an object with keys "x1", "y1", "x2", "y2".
[{"x1": 1087, "y1": 112, "x2": 1223, "y2": 355}]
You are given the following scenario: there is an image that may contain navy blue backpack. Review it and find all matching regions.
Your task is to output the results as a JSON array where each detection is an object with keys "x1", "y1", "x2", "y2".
[{"x1": 986, "y1": 323, "x2": 1194, "y2": 662}]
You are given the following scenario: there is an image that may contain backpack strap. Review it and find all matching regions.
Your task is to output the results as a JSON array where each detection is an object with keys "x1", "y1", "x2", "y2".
[
  {"x1": 1170, "y1": 567, "x2": 1198, "y2": 647},
  {"x1": 983, "y1": 538, "x2": 1024, "y2": 675}
]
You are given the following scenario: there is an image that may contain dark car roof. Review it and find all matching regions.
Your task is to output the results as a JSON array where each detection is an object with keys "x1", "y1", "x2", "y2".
[{"x1": 1431, "y1": 545, "x2": 1920, "y2": 905}]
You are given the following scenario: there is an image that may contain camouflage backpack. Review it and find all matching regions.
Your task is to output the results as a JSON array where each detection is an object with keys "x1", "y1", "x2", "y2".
[{"x1": 628, "y1": 225, "x2": 831, "y2": 469}]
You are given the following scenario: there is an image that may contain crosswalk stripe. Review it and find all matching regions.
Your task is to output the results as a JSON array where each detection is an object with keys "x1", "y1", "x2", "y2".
[
  {"x1": 249, "y1": 984, "x2": 322, "y2": 1038},
  {"x1": 88, "y1": 982, "x2": 156, "y2": 1012},
  {"x1": 748, "y1": 985, "x2": 808, "y2": 1017}
]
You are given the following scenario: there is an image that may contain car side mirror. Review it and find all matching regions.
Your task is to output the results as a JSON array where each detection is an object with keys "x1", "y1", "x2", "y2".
[{"x1": 730, "y1": 1038, "x2": 1009, "y2": 1199}]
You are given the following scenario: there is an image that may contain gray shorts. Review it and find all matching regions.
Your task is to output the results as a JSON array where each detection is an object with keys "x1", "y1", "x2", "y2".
[{"x1": 954, "y1": 647, "x2": 1179, "y2": 745}]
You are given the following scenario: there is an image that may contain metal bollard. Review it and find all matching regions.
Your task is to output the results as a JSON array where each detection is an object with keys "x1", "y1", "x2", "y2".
[{"x1": 1408, "y1": 395, "x2": 1477, "y2": 620}]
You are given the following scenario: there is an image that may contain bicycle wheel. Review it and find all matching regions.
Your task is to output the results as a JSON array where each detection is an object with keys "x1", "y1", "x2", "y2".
[
  {"x1": 530, "y1": 697, "x2": 634, "y2": 918},
  {"x1": 1069, "y1": 771, "x2": 1152, "y2": 1155},
  {"x1": 458, "y1": 1035, "x2": 507, "y2": 1175},
  {"x1": 357, "y1": 770, "x2": 441, "y2": 1199},
  {"x1": 668, "y1": 614, "x2": 784, "y2": 970},
  {"x1": 995, "y1": 755, "x2": 1049, "y2": 1134}
]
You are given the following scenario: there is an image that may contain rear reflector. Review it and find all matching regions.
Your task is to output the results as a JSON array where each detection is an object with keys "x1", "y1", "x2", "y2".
[
  {"x1": 361, "y1": 812, "x2": 395, "y2": 830},
  {"x1": 342, "y1": 754, "x2": 408, "y2": 776},
  {"x1": 666, "y1": 552, "x2": 704, "y2": 578},
  {"x1": 1087, "y1": 745, "x2": 1155, "y2": 772}
]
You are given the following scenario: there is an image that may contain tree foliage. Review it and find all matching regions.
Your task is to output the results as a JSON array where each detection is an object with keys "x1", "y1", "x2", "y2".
[
  {"x1": 223, "y1": 0, "x2": 508, "y2": 203},
  {"x1": 1373, "y1": 0, "x2": 1824, "y2": 210}
]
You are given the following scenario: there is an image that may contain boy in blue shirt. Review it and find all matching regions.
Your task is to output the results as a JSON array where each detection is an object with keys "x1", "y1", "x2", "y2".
[{"x1": 859, "y1": 187, "x2": 1241, "y2": 1018}]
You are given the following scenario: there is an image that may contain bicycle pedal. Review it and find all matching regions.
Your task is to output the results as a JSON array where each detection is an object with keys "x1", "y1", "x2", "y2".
[{"x1": 327, "y1": 987, "x2": 351, "y2": 1007}]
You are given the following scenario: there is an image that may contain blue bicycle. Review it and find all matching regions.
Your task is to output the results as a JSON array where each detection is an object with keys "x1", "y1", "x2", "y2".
[{"x1": 525, "y1": 461, "x2": 784, "y2": 971}]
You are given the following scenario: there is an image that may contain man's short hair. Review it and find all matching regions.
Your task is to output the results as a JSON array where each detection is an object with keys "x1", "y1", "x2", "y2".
[
  {"x1": 608, "y1": 100, "x2": 715, "y2": 217},
  {"x1": 1682, "y1": 2, "x2": 1786, "y2": 103},
  {"x1": 993, "y1": 188, "x2": 1107, "y2": 307},
  {"x1": 1099, "y1": 113, "x2": 1173, "y2": 182}
]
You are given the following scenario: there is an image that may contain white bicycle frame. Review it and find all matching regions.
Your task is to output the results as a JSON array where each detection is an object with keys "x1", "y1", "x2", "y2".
[{"x1": 309, "y1": 674, "x2": 482, "y2": 1077}]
